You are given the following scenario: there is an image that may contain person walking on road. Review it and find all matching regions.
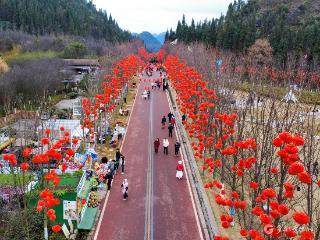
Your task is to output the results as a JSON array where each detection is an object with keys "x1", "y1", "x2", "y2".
[
  {"x1": 161, "y1": 116, "x2": 166, "y2": 129},
  {"x1": 176, "y1": 160, "x2": 184, "y2": 179},
  {"x1": 121, "y1": 179, "x2": 129, "y2": 200},
  {"x1": 168, "y1": 112, "x2": 173, "y2": 122},
  {"x1": 142, "y1": 90, "x2": 148, "y2": 100},
  {"x1": 170, "y1": 116, "x2": 176, "y2": 126},
  {"x1": 163, "y1": 138, "x2": 169, "y2": 155},
  {"x1": 168, "y1": 123, "x2": 174, "y2": 138},
  {"x1": 106, "y1": 169, "x2": 113, "y2": 190},
  {"x1": 182, "y1": 114, "x2": 186, "y2": 123},
  {"x1": 174, "y1": 141, "x2": 181, "y2": 156},
  {"x1": 154, "y1": 138, "x2": 160, "y2": 153},
  {"x1": 115, "y1": 148, "x2": 121, "y2": 171},
  {"x1": 120, "y1": 155, "x2": 125, "y2": 174}
]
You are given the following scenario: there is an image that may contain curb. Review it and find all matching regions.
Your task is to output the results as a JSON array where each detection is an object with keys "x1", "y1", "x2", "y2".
[{"x1": 167, "y1": 85, "x2": 219, "y2": 240}]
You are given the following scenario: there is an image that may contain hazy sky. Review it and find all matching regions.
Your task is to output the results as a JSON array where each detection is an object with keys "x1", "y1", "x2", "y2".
[{"x1": 92, "y1": 0, "x2": 234, "y2": 34}]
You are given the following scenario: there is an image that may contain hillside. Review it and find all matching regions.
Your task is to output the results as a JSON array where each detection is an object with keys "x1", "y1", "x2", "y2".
[
  {"x1": 153, "y1": 32, "x2": 166, "y2": 44},
  {"x1": 138, "y1": 32, "x2": 162, "y2": 53},
  {"x1": 254, "y1": 0, "x2": 320, "y2": 25},
  {"x1": 166, "y1": 0, "x2": 320, "y2": 66},
  {"x1": 0, "y1": 0, "x2": 131, "y2": 42}
]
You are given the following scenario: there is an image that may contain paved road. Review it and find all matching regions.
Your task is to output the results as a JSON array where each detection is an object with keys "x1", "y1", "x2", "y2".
[{"x1": 94, "y1": 71, "x2": 203, "y2": 240}]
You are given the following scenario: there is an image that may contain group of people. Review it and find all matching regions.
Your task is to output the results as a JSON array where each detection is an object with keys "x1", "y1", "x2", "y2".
[
  {"x1": 97, "y1": 149, "x2": 129, "y2": 200},
  {"x1": 154, "y1": 138, "x2": 181, "y2": 156},
  {"x1": 111, "y1": 70, "x2": 185, "y2": 202},
  {"x1": 161, "y1": 112, "x2": 176, "y2": 129},
  {"x1": 142, "y1": 87, "x2": 151, "y2": 100},
  {"x1": 155, "y1": 111, "x2": 184, "y2": 180}
]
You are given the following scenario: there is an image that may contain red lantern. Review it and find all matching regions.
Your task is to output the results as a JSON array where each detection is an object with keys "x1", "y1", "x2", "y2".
[
  {"x1": 292, "y1": 211, "x2": 310, "y2": 225},
  {"x1": 20, "y1": 162, "x2": 30, "y2": 171},
  {"x1": 52, "y1": 225, "x2": 61, "y2": 233}
]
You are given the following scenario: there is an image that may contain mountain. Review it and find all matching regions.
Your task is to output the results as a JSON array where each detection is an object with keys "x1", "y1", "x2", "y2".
[
  {"x1": 0, "y1": 0, "x2": 131, "y2": 42},
  {"x1": 138, "y1": 31, "x2": 162, "y2": 53},
  {"x1": 153, "y1": 32, "x2": 166, "y2": 44}
]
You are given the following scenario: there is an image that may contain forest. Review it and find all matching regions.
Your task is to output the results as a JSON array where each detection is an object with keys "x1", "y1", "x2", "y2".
[
  {"x1": 165, "y1": 0, "x2": 320, "y2": 69},
  {"x1": 0, "y1": 0, "x2": 132, "y2": 42}
]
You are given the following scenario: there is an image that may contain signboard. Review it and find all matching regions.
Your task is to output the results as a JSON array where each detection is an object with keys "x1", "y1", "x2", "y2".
[
  {"x1": 74, "y1": 153, "x2": 87, "y2": 165},
  {"x1": 216, "y1": 59, "x2": 223, "y2": 66},
  {"x1": 72, "y1": 103, "x2": 82, "y2": 116},
  {"x1": 63, "y1": 200, "x2": 77, "y2": 220}
]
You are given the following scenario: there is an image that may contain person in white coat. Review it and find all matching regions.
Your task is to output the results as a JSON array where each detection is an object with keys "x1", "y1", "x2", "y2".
[
  {"x1": 142, "y1": 90, "x2": 148, "y2": 100},
  {"x1": 163, "y1": 138, "x2": 169, "y2": 155}
]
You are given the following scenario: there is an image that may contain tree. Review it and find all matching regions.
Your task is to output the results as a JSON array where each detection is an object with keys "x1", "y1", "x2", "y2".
[
  {"x1": 63, "y1": 42, "x2": 87, "y2": 59},
  {"x1": 247, "y1": 38, "x2": 273, "y2": 67},
  {"x1": 0, "y1": 57, "x2": 9, "y2": 74}
]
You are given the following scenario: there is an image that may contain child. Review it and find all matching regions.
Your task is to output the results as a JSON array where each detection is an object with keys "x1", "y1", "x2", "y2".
[{"x1": 121, "y1": 179, "x2": 129, "y2": 200}]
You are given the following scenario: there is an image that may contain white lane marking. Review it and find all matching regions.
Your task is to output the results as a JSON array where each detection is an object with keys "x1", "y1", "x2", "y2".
[
  {"x1": 93, "y1": 191, "x2": 110, "y2": 240},
  {"x1": 93, "y1": 80, "x2": 141, "y2": 240},
  {"x1": 166, "y1": 92, "x2": 204, "y2": 240}
]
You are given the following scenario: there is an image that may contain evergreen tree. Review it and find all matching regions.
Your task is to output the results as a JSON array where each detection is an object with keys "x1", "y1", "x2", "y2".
[{"x1": 0, "y1": 0, "x2": 131, "y2": 42}]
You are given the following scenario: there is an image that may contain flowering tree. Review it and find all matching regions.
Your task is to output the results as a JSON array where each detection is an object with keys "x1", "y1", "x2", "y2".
[{"x1": 164, "y1": 54, "x2": 320, "y2": 240}]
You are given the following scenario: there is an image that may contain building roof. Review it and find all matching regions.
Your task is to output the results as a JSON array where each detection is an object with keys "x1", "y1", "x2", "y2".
[{"x1": 63, "y1": 59, "x2": 100, "y2": 66}]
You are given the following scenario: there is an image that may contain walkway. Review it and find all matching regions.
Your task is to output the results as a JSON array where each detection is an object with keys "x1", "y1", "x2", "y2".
[{"x1": 94, "y1": 71, "x2": 203, "y2": 240}]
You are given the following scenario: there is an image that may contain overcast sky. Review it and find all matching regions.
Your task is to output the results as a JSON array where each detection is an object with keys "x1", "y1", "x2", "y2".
[{"x1": 92, "y1": 0, "x2": 234, "y2": 34}]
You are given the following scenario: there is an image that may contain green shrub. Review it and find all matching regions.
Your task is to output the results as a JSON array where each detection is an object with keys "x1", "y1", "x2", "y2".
[
  {"x1": 67, "y1": 92, "x2": 78, "y2": 99},
  {"x1": 63, "y1": 42, "x2": 87, "y2": 59},
  {"x1": 56, "y1": 108, "x2": 69, "y2": 119}
]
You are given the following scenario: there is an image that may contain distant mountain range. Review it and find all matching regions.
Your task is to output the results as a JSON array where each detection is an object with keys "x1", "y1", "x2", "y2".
[
  {"x1": 153, "y1": 32, "x2": 166, "y2": 44},
  {"x1": 133, "y1": 31, "x2": 163, "y2": 53}
]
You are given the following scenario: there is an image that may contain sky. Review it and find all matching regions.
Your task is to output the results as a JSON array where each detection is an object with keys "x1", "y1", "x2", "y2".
[{"x1": 92, "y1": 0, "x2": 234, "y2": 34}]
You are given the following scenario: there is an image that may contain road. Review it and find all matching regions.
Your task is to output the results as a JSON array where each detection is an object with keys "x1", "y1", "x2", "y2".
[{"x1": 94, "y1": 71, "x2": 203, "y2": 240}]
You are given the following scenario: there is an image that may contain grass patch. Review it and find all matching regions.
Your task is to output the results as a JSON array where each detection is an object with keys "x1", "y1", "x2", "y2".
[
  {"x1": 0, "y1": 173, "x2": 33, "y2": 187},
  {"x1": 9, "y1": 50, "x2": 59, "y2": 62},
  {"x1": 2, "y1": 46, "x2": 60, "y2": 62}
]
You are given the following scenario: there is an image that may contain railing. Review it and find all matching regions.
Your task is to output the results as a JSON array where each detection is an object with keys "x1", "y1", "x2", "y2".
[{"x1": 167, "y1": 84, "x2": 219, "y2": 240}]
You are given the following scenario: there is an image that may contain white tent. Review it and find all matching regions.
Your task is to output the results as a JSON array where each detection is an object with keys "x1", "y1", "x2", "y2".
[
  {"x1": 283, "y1": 90, "x2": 298, "y2": 103},
  {"x1": 170, "y1": 39, "x2": 178, "y2": 45}
]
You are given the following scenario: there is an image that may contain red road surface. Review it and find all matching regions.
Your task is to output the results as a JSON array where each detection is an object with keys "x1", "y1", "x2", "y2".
[{"x1": 94, "y1": 71, "x2": 202, "y2": 240}]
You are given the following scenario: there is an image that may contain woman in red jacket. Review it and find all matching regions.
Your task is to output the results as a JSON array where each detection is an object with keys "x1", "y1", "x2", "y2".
[
  {"x1": 176, "y1": 160, "x2": 184, "y2": 179},
  {"x1": 154, "y1": 138, "x2": 160, "y2": 153}
]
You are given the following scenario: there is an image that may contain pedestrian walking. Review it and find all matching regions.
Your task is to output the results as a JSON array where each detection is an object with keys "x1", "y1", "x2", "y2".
[
  {"x1": 168, "y1": 112, "x2": 173, "y2": 122},
  {"x1": 120, "y1": 155, "x2": 125, "y2": 174},
  {"x1": 147, "y1": 90, "x2": 151, "y2": 99},
  {"x1": 161, "y1": 116, "x2": 166, "y2": 129},
  {"x1": 106, "y1": 169, "x2": 113, "y2": 190},
  {"x1": 176, "y1": 161, "x2": 184, "y2": 179},
  {"x1": 115, "y1": 148, "x2": 121, "y2": 170},
  {"x1": 154, "y1": 138, "x2": 160, "y2": 153},
  {"x1": 168, "y1": 123, "x2": 174, "y2": 138},
  {"x1": 174, "y1": 141, "x2": 181, "y2": 156},
  {"x1": 121, "y1": 179, "x2": 129, "y2": 200},
  {"x1": 182, "y1": 114, "x2": 186, "y2": 122},
  {"x1": 163, "y1": 138, "x2": 169, "y2": 155},
  {"x1": 142, "y1": 90, "x2": 148, "y2": 100},
  {"x1": 170, "y1": 116, "x2": 176, "y2": 126}
]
